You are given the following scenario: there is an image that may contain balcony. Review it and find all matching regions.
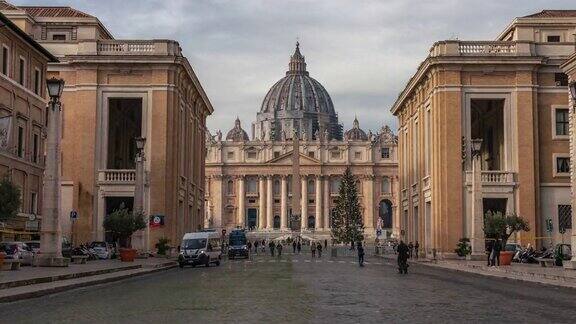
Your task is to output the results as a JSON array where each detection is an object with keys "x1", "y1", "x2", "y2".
[
  {"x1": 465, "y1": 171, "x2": 516, "y2": 185},
  {"x1": 458, "y1": 42, "x2": 516, "y2": 55},
  {"x1": 71, "y1": 40, "x2": 183, "y2": 57},
  {"x1": 97, "y1": 169, "x2": 135, "y2": 185}
]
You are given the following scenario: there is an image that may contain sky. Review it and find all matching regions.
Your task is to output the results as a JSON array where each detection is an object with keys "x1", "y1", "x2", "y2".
[{"x1": 12, "y1": 0, "x2": 575, "y2": 135}]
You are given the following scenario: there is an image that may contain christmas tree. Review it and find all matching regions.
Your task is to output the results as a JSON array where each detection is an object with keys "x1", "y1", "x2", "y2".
[{"x1": 331, "y1": 167, "x2": 364, "y2": 243}]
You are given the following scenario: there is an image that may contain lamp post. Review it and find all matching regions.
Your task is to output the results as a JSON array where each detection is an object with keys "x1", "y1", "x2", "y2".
[
  {"x1": 470, "y1": 138, "x2": 484, "y2": 259},
  {"x1": 566, "y1": 81, "x2": 576, "y2": 269},
  {"x1": 37, "y1": 77, "x2": 68, "y2": 267},
  {"x1": 133, "y1": 137, "x2": 148, "y2": 255}
]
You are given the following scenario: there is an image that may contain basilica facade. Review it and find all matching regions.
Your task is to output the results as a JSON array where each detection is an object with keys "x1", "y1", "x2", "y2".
[{"x1": 205, "y1": 44, "x2": 399, "y2": 240}]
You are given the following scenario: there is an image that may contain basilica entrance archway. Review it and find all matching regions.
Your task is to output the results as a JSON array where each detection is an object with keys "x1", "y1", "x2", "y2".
[
  {"x1": 379, "y1": 199, "x2": 393, "y2": 229},
  {"x1": 247, "y1": 208, "x2": 258, "y2": 230},
  {"x1": 273, "y1": 215, "x2": 280, "y2": 229},
  {"x1": 308, "y1": 215, "x2": 315, "y2": 229}
]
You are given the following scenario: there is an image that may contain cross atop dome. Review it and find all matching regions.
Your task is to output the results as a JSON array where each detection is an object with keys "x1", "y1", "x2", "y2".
[{"x1": 288, "y1": 42, "x2": 307, "y2": 75}]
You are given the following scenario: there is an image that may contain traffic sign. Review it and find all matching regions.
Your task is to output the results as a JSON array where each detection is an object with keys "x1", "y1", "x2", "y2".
[{"x1": 70, "y1": 210, "x2": 78, "y2": 219}]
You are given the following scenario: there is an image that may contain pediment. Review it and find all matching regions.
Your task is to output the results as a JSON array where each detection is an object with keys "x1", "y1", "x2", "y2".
[{"x1": 266, "y1": 150, "x2": 320, "y2": 165}]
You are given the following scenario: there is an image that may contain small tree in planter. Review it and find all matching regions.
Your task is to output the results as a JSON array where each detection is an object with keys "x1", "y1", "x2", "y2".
[
  {"x1": 454, "y1": 238, "x2": 471, "y2": 258},
  {"x1": 483, "y1": 211, "x2": 530, "y2": 265},
  {"x1": 155, "y1": 237, "x2": 170, "y2": 256},
  {"x1": 103, "y1": 207, "x2": 146, "y2": 261}
]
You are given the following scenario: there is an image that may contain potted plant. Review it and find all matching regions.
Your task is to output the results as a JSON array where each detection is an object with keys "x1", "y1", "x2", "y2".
[
  {"x1": 483, "y1": 211, "x2": 530, "y2": 266},
  {"x1": 155, "y1": 237, "x2": 170, "y2": 257},
  {"x1": 454, "y1": 237, "x2": 471, "y2": 259},
  {"x1": 0, "y1": 176, "x2": 21, "y2": 268},
  {"x1": 103, "y1": 207, "x2": 146, "y2": 262}
]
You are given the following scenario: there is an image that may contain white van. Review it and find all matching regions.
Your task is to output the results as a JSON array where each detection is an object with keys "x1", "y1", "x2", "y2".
[{"x1": 178, "y1": 231, "x2": 222, "y2": 268}]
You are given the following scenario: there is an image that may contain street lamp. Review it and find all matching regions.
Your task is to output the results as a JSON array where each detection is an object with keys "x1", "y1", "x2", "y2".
[
  {"x1": 471, "y1": 138, "x2": 483, "y2": 157},
  {"x1": 470, "y1": 138, "x2": 484, "y2": 259},
  {"x1": 135, "y1": 137, "x2": 146, "y2": 153},
  {"x1": 37, "y1": 77, "x2": 67, "y2": 267},
  {"x1": 133, "y1": 136, "x2": 147, "y2": 254}
]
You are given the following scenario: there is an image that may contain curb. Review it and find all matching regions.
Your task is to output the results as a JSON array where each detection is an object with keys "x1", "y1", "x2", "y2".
[{"x1": 0, "y1": 263, "x2": 177, "y2": 303}]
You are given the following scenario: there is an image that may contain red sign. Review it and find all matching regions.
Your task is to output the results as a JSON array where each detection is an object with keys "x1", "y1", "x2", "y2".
[{"x1": 149, "y1": 215, "x2": 164, "y2": 228}]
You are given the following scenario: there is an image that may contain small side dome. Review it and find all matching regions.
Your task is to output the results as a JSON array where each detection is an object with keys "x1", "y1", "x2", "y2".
[
  {"x1": 226, "y1": 117, "x2": 249, "y2": 141},
  {"x1": 344, "y1": 117, "x2": 368, "y2": 141}
]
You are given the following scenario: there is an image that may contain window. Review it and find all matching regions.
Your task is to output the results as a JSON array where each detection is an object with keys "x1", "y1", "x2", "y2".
[
  {"x1": 247, "y1": 151, "x2": 257, "y2": 159},
  {"x1": 30, "y1": 192, "x2": 38, "y2": 214},
  {"x1": 555, "y1": 108, "x2": 569, "y2": 136},
  {"x1": 273, "y1": 180, "x2": 280, "y2": 195},
  {"x1": 32, "y1": 133, "x2": 39, "y2": 163},
  {"x1": 555, "y1": 73, "x2": 568, "y2": 87},
  {"x1": 558, "y1": 204, "x2": 572, "y2": 231},
  {"x1": 227, "y1": 152, "x2": 234, "y2": 159},
  {"x1": 34, "y1": 69, "x2": 41, "y2": 95},
  {"x1": 17, "y1": 126, "x2": 24, "y2": 158},
  {"x1": 18, "y1": 57, "x2": 25, "y2": 86},
  {"x1": 307, "y1": 179, "x2": 315, "y2": 195},
  {"x1": 1, "y1": 46, "x2": 8, "y2": 75},
  {"x1": 227, "y1": 180, "x2": 234, "y2": 195},
  {"x1": 354, "y1": 151, "x2": 362, "y2": 159},
  {"x1": 381, "y1": 147, "x2": 390, "y2": 159},
  {"x1": 308, "y1": 151, "x2": 315, "y2": 158},
  {"x1": 308, "y1": 199, "x2": 315, "y2": 204},
  {"x1": 382, "y1": 177, "x2": 391, "y2": 193},
  {"x1": 330, "y1": 150, "x2": 340, "y2": 159},
  {"x1": 547, "y1": 35, "x2": 561, "y2": 42},
  {"x1": 330, "y1": 178, "x2": 341, "y2": 193},
  {"x1": 52, "y1": 34, "x2": 66, "y2": 41},
  {"x1": 246, "y1": 178, "x2": 257, "y2": 193},
  {"x1": 273, "y1": 151, "x2": 280, "y2": 158},
  {"x1": 556, "y1": 157, "x2": 570, "y2": 174}
]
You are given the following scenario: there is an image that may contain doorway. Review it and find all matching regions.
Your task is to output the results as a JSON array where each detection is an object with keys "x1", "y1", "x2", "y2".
[{"x1": 246, "y1": 208, "x2": 258, "y2": 230}]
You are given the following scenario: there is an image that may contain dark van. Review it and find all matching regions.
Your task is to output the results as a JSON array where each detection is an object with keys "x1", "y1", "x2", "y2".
[{"x1": 228, "y1": 229, "x2": 249, "y2": 259}]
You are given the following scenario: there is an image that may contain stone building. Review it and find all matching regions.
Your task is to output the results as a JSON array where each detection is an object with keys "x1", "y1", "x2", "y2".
[
  {"x1": 205, "y1": 44, "x2": 398, "y2": 241},
  {"x1": 0, "y1": 10, "x2": 57, "y2": 241},
  {"x1": 391, "y1": 10, "x2": 576, "y2": 258},
  {"x1": 1, "y1": 2, "x2": 213, "y2": 249}
]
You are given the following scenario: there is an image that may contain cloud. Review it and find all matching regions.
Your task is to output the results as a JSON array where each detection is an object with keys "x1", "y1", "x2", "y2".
[{"x1": 13, "y1": 0, "x2": 574, "y2": 133}]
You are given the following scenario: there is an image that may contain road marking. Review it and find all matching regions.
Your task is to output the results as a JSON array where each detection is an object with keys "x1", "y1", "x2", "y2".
[
  {"x1": 280, "y1": 260, "x2": 287, "y2": 263},
  {"x1": 292, "y1": 259, "x2": 298, "y2": 262},
  {"x1": 304, "y1": 260, "x2": 311, "y2": 263},
  {"x1": 338, "y1": 261, "x2": 345, "y2": 264}
]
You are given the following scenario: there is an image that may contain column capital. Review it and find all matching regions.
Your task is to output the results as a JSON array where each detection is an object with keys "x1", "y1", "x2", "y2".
[
  {"x1": 315, "y1": 174, "x2": 324, "y2": 180},
  {"x1": 300, "y1": 174, "x2": 308, "y2": 180},
  {"x1": 266, "y1": 174, "x2": 274, "y2": 180}
]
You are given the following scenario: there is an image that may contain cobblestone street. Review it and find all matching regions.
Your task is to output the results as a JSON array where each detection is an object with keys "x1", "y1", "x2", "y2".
[{"x1": 1, "y1": 252, "x2": 576, "y2": 323}]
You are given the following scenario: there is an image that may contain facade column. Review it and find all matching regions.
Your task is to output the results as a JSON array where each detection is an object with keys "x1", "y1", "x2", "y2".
[
  {"x1": 238, "y1": 176, "x2": 245, "y2": 228},
  {"x1": 266, "y1": 175, "x2": 273, "y2": 229},
  {"x1": 471, "y1": 147, "x2": 485, "y2": 258},
  {"x1": 364, "y1": 175, "x2": 375, "y2": 234},
  {"x1": 259, "y1": 176, "x2": 266, "y2": 229},
  {"x1": 315, "y1": 175, "x2": 322, "y2": 230},
  {"x1": 323, "y1": 175, "x2": 330, "y2": 230},
  {"x1": 301, "y1": 175, "x2": 308, "y2": 229},
  {"x1": 280, "y1": 175, "x2": 288, "y2": 230}
]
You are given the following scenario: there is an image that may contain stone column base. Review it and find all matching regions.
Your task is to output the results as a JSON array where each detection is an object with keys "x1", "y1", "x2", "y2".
[
  {"x1": 34, "y1": 256, "x2": 70, "y2": 267},
  {"x1": 563, "y1": 260, "x2": 576, "y2": 270}
]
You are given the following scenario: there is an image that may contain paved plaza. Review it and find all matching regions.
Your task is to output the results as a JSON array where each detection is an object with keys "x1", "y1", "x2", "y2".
[{"x1": 1, "y1": 253, "x2": 576, "y2": 323}]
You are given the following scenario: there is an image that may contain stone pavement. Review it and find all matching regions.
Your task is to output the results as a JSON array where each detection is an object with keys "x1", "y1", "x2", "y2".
[
  {"x1": 378, "y1": 253, "x2": 576, "y2": 288},
  {"x1": 0, "y1": 257, "x2": 176, "y2": 302}
]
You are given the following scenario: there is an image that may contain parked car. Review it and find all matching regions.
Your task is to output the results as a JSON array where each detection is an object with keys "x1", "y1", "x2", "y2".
[
  {"x1": 228, "y1": 229, "x2": 249, "y2": 259},
  {"x1": 0, "y1": 242, "x2": 35, "y2": 265},
  {"x1": 89, "y1": 241, "x2": 112, "y2": 259},
  {"x1": 178, "y1": 231, "x2": 222, "y2": 268},
  {"x1": 24, "y1": 240, "x2": 41, "y2": 253}
]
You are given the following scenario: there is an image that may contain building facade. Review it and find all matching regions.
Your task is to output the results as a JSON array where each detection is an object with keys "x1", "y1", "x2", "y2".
[
  {"x1": 392, "y1": 10, "x2": 576, "y2": 258},
  {"x1": 1, "y1": 3, "x2": 213, "y2": 249},
  {"x1": 205, "y1": 44, "x2": 399, "y2": 240},
  {"x1": 0, "y1": 10, "x2": 57, "y2": 241}
]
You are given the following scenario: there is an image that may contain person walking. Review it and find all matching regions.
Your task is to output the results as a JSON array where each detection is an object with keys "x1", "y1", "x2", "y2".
[
  {"x1": 311, "y1": 242, "x2": 316, "y2": 258},
  {"x1": 486, "y1": 239, "x2": 494, "y2": 266},
  {"x1": 276, "y1": 242, "x2": 283, "y2": 258},
  {"x1": 357, "y1": 241, "x2": 365, "y2": 267},
  {"x1": 324, "y1": 239, "x2": 328, "y2": 250},
  {"x1": 491, "y1": 239, "x2": 502, "y2": 266},
  {"x1": 269, "y1": 241, "x2": 275, "y2": 257},
  {"x1": 414, "y1": 241, "x2": 420, "y2": 259},
  {"x1": 247, "y1": 241, "x2": 252, "y2": 253},
  {"x1": 317, "y1": 242, "x2": 323, "y2": 258},
  {"x1": 350, "y1": 241, "x2": 355, "y2": 250},
  {"x1": 261, "y1": 240, "x2": 266, "y2": 253},
  {"x1": 254, "y1": 241, "x2": 259, "y2": 254},
  {"x1": 297, "y1": 241, "x2": 302, "y2": 254},
  {"x1": 408, "y1": 242, "x2": 414, "y2": 259},
  {"x1": 397, "y1": 240, "x2": 409, "y2": 274},
  {"x1": 292, "y1": 241, "x2": 297, "y2": 253}
]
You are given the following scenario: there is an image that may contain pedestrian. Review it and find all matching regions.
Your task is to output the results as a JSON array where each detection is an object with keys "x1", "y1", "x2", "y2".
[
  {"x1": 247, "y1": 241, "x2": 252, "y2": 252},
  {"x1": 491, "y1": 239, "x2": 501, "y2": 266},
  {"x1": 292, "y1": 241, "x2": 297, "y2": 253},
  {"x1": 486, "y1": 239, "x2": 494, "y2": 266},
  {"x1": 357, "y1": 241, "x2": 365, "y2": 267},
  {"x1": 277, "y1": 242, "x2": 283, "y2": 258},
  {"x1": 269, "y1": 240, "x2": 275, "y2": 257},
  {"x1": 324, "y1": 239, "x2": 328, "y2": 250},
  {"x1": 397, "y1": 240, "x2": 409, "y2": 274},
  {"x1": 350, "y1": 241, "x2": 355, "y2": 250},
  {"x1": 311, "y1": 242, "x2": 316, "y2": 258},
  {"x1": 297, "y1": 241, "x2": 302, "y2": 254},
  {"x1": 261, "y1": 240, "x2": 266, "y2": 253},
  {"x1": 414, "y1": 241, "x2": 420, "y2": 259},
  {"x1": 408, "y1": 242, "x2": 414, "y2": 258},
  {"x1": 254, "y1": 241, "x2": 259, "y2": 254},
  {"x1": 317, "y1": 242, "x2": 323, "y2": 258}
]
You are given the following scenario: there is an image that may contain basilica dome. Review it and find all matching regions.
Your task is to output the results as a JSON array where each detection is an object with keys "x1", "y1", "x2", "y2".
[
  {"x1": 226, "y1": 117, "x2": 249, "y2": 141},
  {"x1": 344, "y1": 117, "x2": 368, "y2": 141},
  {"x1": 255, "y1": 43, "x2": 342, "y2": 141}
]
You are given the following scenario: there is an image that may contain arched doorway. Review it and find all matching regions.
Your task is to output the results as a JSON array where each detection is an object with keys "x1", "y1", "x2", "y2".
[
  {"x1": 379, "y1": 199, "x2": 393, "y2": 229},
  {"x1": 273, "y1": 215, "x2": 280, "y2": 229},
  {"x1": 308, "y1": 215, "x2": 315, "y2": 229}
]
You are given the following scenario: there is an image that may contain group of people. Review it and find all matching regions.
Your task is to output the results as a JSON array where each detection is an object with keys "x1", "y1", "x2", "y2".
[
  {"x1": 393, "y1": 241, "x2": 420, "y2": 259},
  {"x1": 486, "y1": 239, "x2": 502, "y2": 267}
]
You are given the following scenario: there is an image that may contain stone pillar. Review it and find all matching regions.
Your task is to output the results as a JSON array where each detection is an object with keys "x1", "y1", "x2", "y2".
[
  {"x1": 315, "y1": 175, "x2": 322, "y2": 229},
  {"x1": 259, "y1": 176, "x2": 266, "y2": 229},
  {"x1": 266, "y1": 176, "x2": 273, "y2": 229},
  {"x1": 364, "y1": 175, "x2": 375, "y2": 233},
  {"x1": 324, "y1": 176, "x2": 330, "y2": 230},
  {"x1": 471, "y1": 151, "x2": 484, "y2": 258},
  {"x1": 132, "y1": 149, "x2": 147, "y2": 253},
  {"x1": 301, "y1": 176, "x2": 308, "y2": 229},
  {"x1": 238, "y1": 176, "x2": 245, "y2": 228},
  {"x1": 37, "y1": 99, "x2": 67, "y2": 267},
  {"x1": 280, "y1": 175, "x2": 288, "y2": 230}
]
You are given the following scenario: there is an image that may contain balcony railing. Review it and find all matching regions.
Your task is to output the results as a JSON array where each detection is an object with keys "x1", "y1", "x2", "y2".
[
  {"x1": 459, "y1": 42, "x2": 516, "y2": 55},
  {"x1": 465, "y1": 171, "x2": 515, "y2": 184},
  {"x1": 98, "y1": 169, "x2": 136, "y2": 184},
  {"x1": 92, "y1": 40, "x2": 182, "y2": 56}
]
